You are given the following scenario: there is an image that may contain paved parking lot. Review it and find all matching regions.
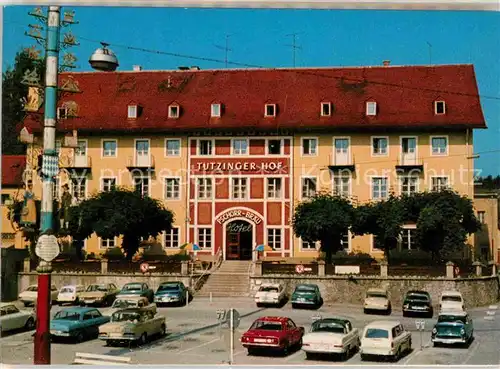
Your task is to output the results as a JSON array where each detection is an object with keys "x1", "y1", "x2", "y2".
[{"x1": 1, "y1": 297, "x2": 500, "y2": 365}]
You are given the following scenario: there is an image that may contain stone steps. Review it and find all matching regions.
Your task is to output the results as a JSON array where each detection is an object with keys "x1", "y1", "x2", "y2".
[{"x1": 197, "y1": 260, "x2": 252, "y2": 297}]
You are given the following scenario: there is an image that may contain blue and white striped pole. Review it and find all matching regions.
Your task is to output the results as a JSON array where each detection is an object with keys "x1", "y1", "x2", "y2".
[{"x1": 34, "y1": 6, "x2": 60, "y2": 365}]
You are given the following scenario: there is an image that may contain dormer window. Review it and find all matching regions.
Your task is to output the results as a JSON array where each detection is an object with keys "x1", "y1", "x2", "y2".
[
  {"x1": 128, "y1": 105, "x2": 138, "y2": 119},
  {"x1": 265, "y1": 104, "x2": 276, "y2": 117},
  {"x1": 435, "y1": 101, "x2": 446, "y2": 115},
  {"x1": 169, "y1": 105, "x2": 180, "y2": 119},
  {"x1": 366, "y1": 101, "x2": 377, "y2": 116},
  {"x1": 211, "y1": 103, "x2": 221, "y2": 117},
  {"x1": 57, "y1": 107, "x2": 68, "y2": 119},
  {"x1": 321, "y1": 102, "x2": 331, "y2": 117}
]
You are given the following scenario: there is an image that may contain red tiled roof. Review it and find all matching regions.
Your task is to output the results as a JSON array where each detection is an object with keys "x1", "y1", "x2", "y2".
[
  {"x1": 23, "y1": 64, "x2": 486, "y2": 133},
  {"x1": 2, "y1": 155, "x2": 26, "y2": 187}
]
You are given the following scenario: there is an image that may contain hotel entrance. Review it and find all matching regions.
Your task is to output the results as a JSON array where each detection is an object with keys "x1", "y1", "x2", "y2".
[{"x1": 226, "y1": 220, "x2": 253, "y2": 260}]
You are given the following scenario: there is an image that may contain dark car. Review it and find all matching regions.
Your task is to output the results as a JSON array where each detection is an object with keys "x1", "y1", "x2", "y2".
[
  {"x1": 291, "y1": 284, "x2": 323, "y2": 309},
  {"x1": 154, "y1": 282, "x2": 190, "y2": 306},
  {"x1": 117, "y1": 283, "x2": 154, "y2": 303},
  {"x1": 402, "y1": 290, "x2": 433, "y2": 318}
]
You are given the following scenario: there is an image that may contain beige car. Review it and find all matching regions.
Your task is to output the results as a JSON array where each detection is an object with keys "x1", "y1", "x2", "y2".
[
  {"x1": 80, "y1": 283, "x2": 119, "y2": 307},
  {"x1": 19, "y1": 284, "x2": 59, "y2": 307},
  {"x1": 102, "y1": 296, "x2": 157, "y2": 316},
  {"x1": 363, "y1": 288, "x2": 392, "y2": 315},
  {"x1": 99, "y1": 308, "x2": 166, "y2": 346}
]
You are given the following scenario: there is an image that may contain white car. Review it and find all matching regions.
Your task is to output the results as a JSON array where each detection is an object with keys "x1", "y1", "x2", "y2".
[
  {"x1": 439, "y1": 290, "x2": 465, "y2": 312},
  {"x1": 363, "y1": 288, "x2": 391, "y2": 315},
  {"x1": 0, "y1": 303, "x2": 36, "y2": 335},
  {"x1": 360, "y1": 321, "x2": 412, "y2": 362},
  {"x1": 254, "y1": 283, "x2": 286, "y2": 307},
  {"x1": 57, "y1": 285, "x2": 85, "y2": 305},
  {"x1": 19, "y1": 284, "x2": 59, "y2": 307},
  {"x1": 302, "y1": 317, "x2": 360, "y2": 360}
]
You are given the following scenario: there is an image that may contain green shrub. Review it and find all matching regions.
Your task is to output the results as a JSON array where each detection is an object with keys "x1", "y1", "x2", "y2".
[
  {"x1": 319, "y1": 251, "x2": 376, "y2": 265},
  {"x1": 102, "y1": 247, "x2": 125, "y2": 261},
  {"x1": 388, "y1": 249, "x2": 435, "y2": 266}
]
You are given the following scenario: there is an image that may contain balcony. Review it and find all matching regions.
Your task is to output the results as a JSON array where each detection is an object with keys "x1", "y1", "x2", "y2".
[
  {"x1": 61, "y1": 155, "x2": 91, "y2": 175},
  {"x1": 126, "y1": 155, "x2": 155, "y2": 172},
  {"x1": 395, "y1": 155, "x2": 424, "y2": 172},
  {"x1": 328, "y1": 154, "x2": 356, "y2": 172}
]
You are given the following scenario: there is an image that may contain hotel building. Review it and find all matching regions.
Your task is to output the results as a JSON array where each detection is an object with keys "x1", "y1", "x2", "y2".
[{"x1": 17, "y1": 63, "x2": 487, "y2": 260}]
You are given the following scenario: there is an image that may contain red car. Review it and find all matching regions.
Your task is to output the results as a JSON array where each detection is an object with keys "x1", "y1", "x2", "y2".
[{"x1": 240, "y1": 316, "x2": 305, "y2": 355}]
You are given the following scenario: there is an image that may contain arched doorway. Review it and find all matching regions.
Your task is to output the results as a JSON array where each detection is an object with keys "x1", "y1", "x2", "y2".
[{"x1": 226, "y1": 220, "x2": 253, "y2": 260}]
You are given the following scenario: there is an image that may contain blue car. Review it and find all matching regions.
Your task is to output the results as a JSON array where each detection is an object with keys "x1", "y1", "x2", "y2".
[
  {"x1": 50, "y1": 307, "x2": 110, "y2": 343},
  {"x1": 154, "y1": 282, "x2": 190, "y2": 306}
]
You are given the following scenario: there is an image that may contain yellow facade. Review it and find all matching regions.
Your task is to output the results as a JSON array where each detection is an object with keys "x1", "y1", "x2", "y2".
[
  {"x1": 473, "y1": 192, "x2": 500, "y2": 263},
  {"x1": 1, "y1": 187, "x2": 28, "y2": 249}
]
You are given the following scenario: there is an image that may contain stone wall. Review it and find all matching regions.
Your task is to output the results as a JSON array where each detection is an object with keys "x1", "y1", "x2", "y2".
[{"x1": 250, "y1": 275, "x2": 500, "y2": 309}]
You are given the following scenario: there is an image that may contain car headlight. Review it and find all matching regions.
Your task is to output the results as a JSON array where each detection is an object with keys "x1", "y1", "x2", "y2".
[
  {"x1": 460, "y1": 329, "x2": 466, "y2": 335},
  {"x1": 403, "y1": 304, "x2": 409, "y2": 309},
  {"x1": 432, "y1": 328, "x2": 437, "y2": 334},
  {"x1": 266, "y1": 338, "x2": 273, "y2": 343}
]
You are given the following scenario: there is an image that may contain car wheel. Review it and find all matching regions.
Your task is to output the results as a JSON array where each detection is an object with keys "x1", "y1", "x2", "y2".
[
  {"x1": 160, "y1": 324, "x2": 166, "y2": 337},
  {"x1": 305, "y1": 352, "x2": 314, "y2": 360},
  {"x1": 256, "y1": 303, "x2": 262, "y2": 308},
  {"x1": 433, "y1": 342, "x2": 439, "y2": 347},
  {"x1": 393, "y1": 348, "x2": 401, "y2": 362},
  {"x1": 247, "y1": 348, "x2": 257, "y2": 356},
  {"x1": 139, "y1": 333, "x2": 147, "y2": 345},
  {"x1": 24, "y1": 317, "x2": 35, "y2": 331},
  {"x1": 75, "y1": 330, "x2": 85, "y2": 343},
  {"x1": 363, "y1": 308, "x2": 369, "y2": 314},
  {"x1": 402, "y1": 311, "x2": 407, "y2": 317},
  {"x1": 292, "y1": 303, "x2": 297, "y2": 309},
  {"x1": 360, "y1": 354, "x2": 368, "y2": 361},
  {"x1": 386, "y1": 306, "x2": 392, "y2": 315}
]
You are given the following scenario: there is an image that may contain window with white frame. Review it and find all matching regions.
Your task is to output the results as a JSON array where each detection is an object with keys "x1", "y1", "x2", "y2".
[
  {"x1": 165, "y1": 139, "x2": 180, "y2": 156},
  {"x1": 265, "y1": 104, "x2": 276, "y2": 117},
  {"x1": 128, "y1": 105, "x2": 137, "y2": 119},
  {"x1": 321, "y1": 102, "x2": 331, "y2": 116},
  {"x1": 102, "y1": 140, "x2": 117, "y2": 157},
  {"x1": 301, "y1": 239, "x2": 317, "y2": 250},
  {"x1": 434, "y1": 101, "x2": 446, "y2": 115},
  {"x1": 71, "y1": 177, "x2": 86, "y2": 200},
  {"x1": 168, "y1": 105, "x2": 180, "y2": 118},
  {"x1": 199, "y1": 140, "x2": 212, "y2": 155},
  {"x1": 267, "y1": 178, "x2": 282, "y2": 199},
  {"x1": 400, "y1": 176, "x2": 418, "y2": 195},
  {"x1": 198, "y1": 228, "x2": 212, "y2": 248},
  {"x1": 431, "y1": 137, "x2": 448, "y2": 155},
  {"x1": 133, "y1": 177, "x2": 149, "y2": 197},
  {"x1": 267, "y1": 228, "x2": 282, "y2": 250},
  {"x1": 100, "y1": 237, "x2": 115, "y2": 249},
  {"x1": 372, "y1": 177, "x2": 388, "y2": 199},
  {"x1": 431, "y1": 176, "x2": 449, "y2": 192},
  {"x1": 366, "y1": 101, "x2": 377, "y2": 116},
  {"x1": 211, "y1": 103, "x2": 221, "y2": 117},
  {"x1": 267, "y1": 139, "x2": 281, "y2": 155},
  {"x1": 53, "y1": 177, "x2": 60, "y2": 200},
  {"x1": 400, "y1": 228, "x2": 416, "y2": 250},
  {"x1": 478, "y1": 211, "x2": 485, "y2": 224},
  {"x1": 102, "y1": 178, "x2": 116, "y2": 192},
  {"x1": 372, "y1": 137, "x2": 388, "y2": 155},
  {"x1": 302, "y1": 138, "x2": 317, "y2": 156},
  {"x1": 232, "y1": 178, "x2": 248, "y2": 199},
  {"x1": 301, "y1": 177, "x2": 317, "y2": 199},
  {"x1": 164, "y1": 228, "x2": 180, "y2": 248},
  {"x1": 333, "y1": 173, "x2": 350, "y2": 197},
  {"x1": 197, "y1": 178, "x2": 213, "y2": 199},
  {"x1": 232, "y1": 139, "x2": 248, "y2": 155},
  {"x1": 164, "y1": 178, "x2": 180, "y2": 200}
]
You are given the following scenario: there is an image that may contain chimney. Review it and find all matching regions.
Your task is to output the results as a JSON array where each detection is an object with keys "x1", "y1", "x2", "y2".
[
  {"x1": 382, "y1": 60, "x2": 391, "y2": 66},
  {"x1": 190, "y1": 66, "x2": 200, "y2": 71},
  {"x1": 133, "y1": 65, "x2": 142, "y2": 71}
]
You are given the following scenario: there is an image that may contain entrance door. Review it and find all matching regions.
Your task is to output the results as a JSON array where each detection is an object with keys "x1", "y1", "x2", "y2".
[
  {"x1": 135, "y1": 140, "x2": 150, "y2": 167},
  {"x1": 225, "y1": 220, "x2": 253, "y2": 260},
  {"x1": 401, "y1": 137, "x2": 417, "y2": 165},
  {"x1": 227, "y1": 233, "x2": 240, "y2": 260},
  {"x1": 334, "y1": 138, "x2": 349, "y2": 165}
]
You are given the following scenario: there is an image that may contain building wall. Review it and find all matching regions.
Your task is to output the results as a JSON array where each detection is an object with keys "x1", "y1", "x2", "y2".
[
  {"x1": 473, "y1": 194, "x2": 500, "y2": 263},
  {"x1": 1, "y1": 187, "x2": 27, "y2": 249}
]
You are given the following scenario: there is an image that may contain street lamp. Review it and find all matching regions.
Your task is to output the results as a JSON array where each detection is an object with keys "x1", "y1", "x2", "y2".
[{"x1": 89, "y1": 42, "x2": 119, "y2": 71}]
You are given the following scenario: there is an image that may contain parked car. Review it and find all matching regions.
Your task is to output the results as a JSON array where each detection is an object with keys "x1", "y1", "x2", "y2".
[
  {"x1": 402, "y1": 290, "x2": 433, "y2": 318},
  {"x1": 117, "y1": 283, "x2": 154, "y2": 303},
  {"x1": 154, "y1": 282, "x2": 190, "y2": 306},
  {"x1": 57, "y1": 285, "x2": 85, "y2": 305},
  {"x1": 360, "y1": 321, "x2": 412, "y2": 362},
  {"x1": 240, "y1": 316, "x2": 304, "y2": 355},
  {"x1": 50, "y1": 307, "x2": 110, "y2": 343},
  {"x1": 103, "y1": 296, "x2": 157, "y2": 316},
  {"x1": 98, "y1": 308, "x2": 166, "y2": 346},
  {"x1": 254, "y1": 283, "x2": 287, "y2": 307},
  {"x1": 302, "y1": 317, "x2": 360, "y2": 360},
  {"x1": 431, "y1": 310, "x2": 474, "y2": 346},
  {"x1": 0, "y1": 303, "x2": 36, "y2": 335},
  {"x1": 439, "y1": 290, "x2": 465, "y2": 312},
  {"x1": 291, "y1": 284, "x2": 323, "y2": 309},
  {"x1": 19, "y1": 284, "x2": 58, "y2": 307},
  {"x1": 80, "y1": 283, "x2": 119, "y2": 307},
  {"x1": 363, "y1": 288, "x2": 391, "y2": 315}
]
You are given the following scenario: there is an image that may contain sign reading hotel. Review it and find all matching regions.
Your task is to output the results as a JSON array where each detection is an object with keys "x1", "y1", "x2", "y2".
[
  {"x1": 216, "y1": 209, "x2": 263, "y2": 225},
  {"x1": 192, "y1": 158, "x2": 289, "y2": 175}
]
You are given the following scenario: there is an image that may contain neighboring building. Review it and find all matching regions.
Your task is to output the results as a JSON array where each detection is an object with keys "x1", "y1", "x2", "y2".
[
  {"x1": 473, "y1": 191, "x2": 500, "y2": 263},
  {"x1": 20, "y1": 63, "x2": 486, "y2": 259},
  {"x1": 1, "y1": 155, "x2": 28, "y2": 248}
]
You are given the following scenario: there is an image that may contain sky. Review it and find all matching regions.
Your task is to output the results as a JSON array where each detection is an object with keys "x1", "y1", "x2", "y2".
[{"x1": 2, "y1": 6, "x2": 499, "y2": 175}]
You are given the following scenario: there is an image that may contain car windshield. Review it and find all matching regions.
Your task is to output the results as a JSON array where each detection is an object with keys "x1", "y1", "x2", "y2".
[
  {"x1": 111, "y1": 312, "x2": 143, "y2": 322},
  {"x1": 250, "y1": 321, "x2": 283, "y2": 331},
  {"x1": 442, "y1": 296, "x2": 462, "y2": 302},
  {"x1": 54, "y1": 311, "x2": 80, "y2": 321},
  {"x1": 365, "y1": 328, "x2": 389, "y2": 339},
  {"x1": 438, "y1": 315, "x2": 466, "y2": 324},
  {"x1": 87, "y1": 285, "x2": 107, "y2": 292},
  {"x1": 123, "y1": 284, "x2": 142, "y2": 291},
  {"x1": 157, "y1": 285, "x2": 179, "y2": 292},
  {"x1": 112, "y1": 300, "x2": 138, "y2": 309},
  {"x1": 26, "y1": 286, "x2": 38, "y2": 292},
  {"x1": 407, "y1": 294, "x2": 428, "y2": 301},
  {"x1": 296, "y1": 286, "x2": 315, "y2": 292},
  {"x1": 60, "y1": 287, "x2": 74, "y2": 293},
  {"x1": 259, "y1": 286, "x2": 279, "y2": 292},
  {"x1": 311, "y1": 321, "x2": 345, "y2": 334},
  {"x1": 367, "y1": 293, "x2": 387, "y2": 299}
]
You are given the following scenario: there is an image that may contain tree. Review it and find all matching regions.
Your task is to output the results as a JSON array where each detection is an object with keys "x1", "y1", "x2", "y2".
[
  {"x1": 292, "y1": 192, "x2": 354, "y2": 264},
  {"x1": 475, "y1": 175, "x2": 500, "y2": 191},
  {"x1": 2, "y1": 49, "x2": 45, "y2": 155},
  {"x1": 351, "y1": 194, "x2": 406, "y2": 260},
  {"x1": 67, "y1": 189, "x2": 175, "y2": 260}
]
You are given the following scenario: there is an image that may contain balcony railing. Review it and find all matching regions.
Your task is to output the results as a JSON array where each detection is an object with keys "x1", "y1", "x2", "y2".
[
  {"x1": 61, "y1": 155, "x2": 92, "y2": 175},
  {"x1": 395, "y1": 155, "x2": 424, "y2": 172},
  {"x1": 328, "y1": 153, "x2": 356, "y2": 171},
  {"x1": 126, "y1": 155, "x2": 155, "y2": 171}
]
